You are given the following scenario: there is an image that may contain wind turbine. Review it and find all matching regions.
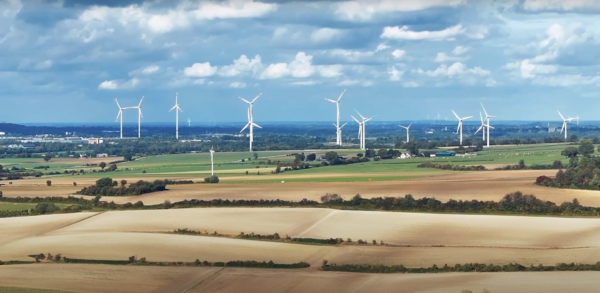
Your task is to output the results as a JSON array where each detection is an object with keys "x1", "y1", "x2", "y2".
[
  {"x1": 188, "y1": 118, "x2": 191, "y2": 127},
  {"x1": 452, "y1": 110, "x2": 472, "y2": 146},
  {"x1": 399, "y1": 122, "x2": 413, "y2": 143},
  {"x1": 115, "y1": 99, "x2": 125, "y2": 139},
  {"x1": 475, "y1": 112, "x2": 486, "y2": 141},
  {"x1": 480, "y1": 103, "x2": 496, "y2": 148},
  {"x1": 240, "y1": 93, "x2": 262, "y2": 152},
  {"x1": 129, "y1": 96, "x2": 144, "y2": 138},
  {"x1": 332, "y1": 122, "x2": 349, "y2": 145},
  {"x1": 169, "y1": 93, "x2": 183, "y2": 140},
  {"x1": 325, "y1": 89, "x2": 346, "y2": 146},
  {"x1": 210, "y1": 146, "x2": 215, "y2": 176},
  {"x1": 351, "y1": 116, "x2": 364, "y2": 149},
  {"x1": 354, "y1": 110, "x2": 373, "y2": 150},
  {"x1": 558, "y1": 110, "x2": 575, "y2": 141}
]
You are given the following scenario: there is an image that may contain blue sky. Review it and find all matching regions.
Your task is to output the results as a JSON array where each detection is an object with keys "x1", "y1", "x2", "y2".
[{"x1": 1, "y1": 0, "x2": 600, "y2": 123}]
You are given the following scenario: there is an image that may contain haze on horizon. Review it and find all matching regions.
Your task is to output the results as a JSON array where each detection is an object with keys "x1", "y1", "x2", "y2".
[{"x1": 0, "y1": 0, "x2": 599, "y2": 124}]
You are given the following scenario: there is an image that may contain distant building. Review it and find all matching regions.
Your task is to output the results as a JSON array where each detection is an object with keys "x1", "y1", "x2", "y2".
[
  {"x1": 435, "y1": 151, "x2": 456, "y2": 157},
  {"x1": 96, "y1": 153, "x2": 109, "y2": 158},
  {"x1": 89, "y1": 138, "x2": 104, "y2": 145}
]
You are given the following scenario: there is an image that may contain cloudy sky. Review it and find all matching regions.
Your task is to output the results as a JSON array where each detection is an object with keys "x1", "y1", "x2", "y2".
[{"x1": 1, "y1": 0, "x2": 600, "y2": 123}]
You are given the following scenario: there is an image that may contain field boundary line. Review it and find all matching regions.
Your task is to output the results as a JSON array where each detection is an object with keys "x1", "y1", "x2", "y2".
[
  {"x1": 181, "y1": 267, "x2": 225, "y2": 293},
  {"x1": 37, "y1": 211, "x2": 105, "y2": 236}
]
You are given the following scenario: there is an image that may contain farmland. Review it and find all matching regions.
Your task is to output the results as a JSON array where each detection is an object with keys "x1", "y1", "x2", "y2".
[{"x1": 1, "y1": 143, "x2": 600, "y2": 292}]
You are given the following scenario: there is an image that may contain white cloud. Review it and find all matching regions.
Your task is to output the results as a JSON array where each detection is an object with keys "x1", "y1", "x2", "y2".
[
  {"x1": 381, "y1": 25, "x2": 465, "y2": 41},
  {"x1": 292, "y1": 80, "x2": 320, "y2": 86},
  {"x1": 337, "y1": 79, "x2": 359, "y2": 86},
  {"x1": 532, "y1": 74, "x2": 600, "y2": 87},
  {"x1": 230, "y1": 82, "x2": 246, "y2": 88},
  {"x1": 34, "y1": 60, "x2": 53, "y2": 70},
  {"x1": 98, "y1": 78, "x2": 139, "y2": 90},
  {"x1": 403, "y1": 81, "x2": 419, "y2": 87},
  {"x1": 388, "y1": 66, "x2": 403, "y2": 81},
  {"x1": 141, "y1": 65, "x2": 160, "y2": 74},
  {"x1": 259, "y1": 63, "x2": 290, "y2": 79},
  {"x1": 193, "y1": 0, "x2": 277, "y2": 20},
  {"x1": 310, "y1": 28, "x2": 345, "y2": 43},
  {"x1": 520, "y1": 60, "x2": 557, "y2": 78},
  {"x1": 184, "y1": 62, "x2": 217, "y2": 77},
  {"x1": 452, "y1": 46, "x2": 469, "y2": 55},
  {"x1": 335, "y1": 0, "x2": 466, "y2": 21},
  {"x1": 259, "y1": 52, "x2": 342, "y2": 80},
  {"x1": 219, "y1": 55, "x2": 262, "y2": 77},
  {"x1": 522, "y1": 0, "x2": 600, "y2": 11},
  {"x1": 329, "y1": 49, "x2": 376, "y2": 62},
  {"x1": 391, "y1": 49, "x2": 406, "y2": 59},
  {"x1": 376, "y1": 44, "x2": 390, "y2": 52},
  {"x1": 414, "y1": 62, "x2": 490, "y2": 85},
  {"x1": 435, "y1": 52, "x2": 461, "y2": 63},
  {"x1": 319, "y1": 65, "x2": 344, "y2": 78}
]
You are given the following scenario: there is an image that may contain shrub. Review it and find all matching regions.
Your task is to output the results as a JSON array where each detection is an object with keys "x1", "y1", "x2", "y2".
[
  {"x1": 46, "y1": 180, "x2": 52, "y2": 187},
  {"x1": 73, "y1": 182, "x2": 77, "y2": 187},
  {"x1": 204, "y1": 175, "x2": 219, "y2": 184}
]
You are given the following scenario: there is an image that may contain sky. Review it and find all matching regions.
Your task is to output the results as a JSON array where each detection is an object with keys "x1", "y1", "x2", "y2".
[{"x1": 1, "y1": 0, "x2": 600, "y2": 124}]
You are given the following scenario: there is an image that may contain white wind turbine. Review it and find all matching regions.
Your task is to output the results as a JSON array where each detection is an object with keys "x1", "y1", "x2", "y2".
[
  {"x1": 128, "y1": 96, "x2": 144, "y2": 138},
  {"x1": 452, "y1": 110, "x2": 472, "y2": 146},
  {"x1": 325, "y1": 89, "x2": 346, "y2": 145},
  {"x1": 115, "y1": 99, "x2": 136, "y2": 139},
  {"x1": 188, "y1": 118, "x2": 191, "y2": 127},
  {"x1": 558, "y1": 110, "x2": 575, "y2": 141},
  {"x1": 169, "y1": 93, "x2": 183, "y2": 140},
  {"x1": 353, "y1": 110, "x2": 373, "y2": 150},
  {"x1": 480, "y1": 103, "x2": 496, "y2": 148},
  {"x1": 240, "y1": 94, "x2": 262, "y2": 152},
  {"x1": 210, "y1": 146, "x2": 215, "y2": 176},
  {"x1": 475, "y1": 112, "x2": 486, "y2": 140},
  {"x1": 332, "y1": 122, "x2": 348, "y2": 145},
  {"x1": 399, "y1": 122, "x2": 413, "y2": 143}
]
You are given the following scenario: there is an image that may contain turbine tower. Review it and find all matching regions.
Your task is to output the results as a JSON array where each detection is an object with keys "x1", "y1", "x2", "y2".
[
  {"x1": 399, "y1": 122, "x2": 413, "y2": 143},
  {"x1": 240, "y1": 94, "x2": 262, "y2": 152},
  {"x1": 481, "y1": 103, "x2": 495, "y2": 148},
  {"x1": 558, "y1": 110, "x2": 575, "y2": 141},
  {"x1": 333, "y1": 122, "x2": 348, "y2": 145},
  {"x1": 325, "y1": 89, "x2": 346, "y2": 145},
  {"x1": 188, "y1": 118, "x2": 191, "y2": 127},
  {"x1": 351, "y1": 116, "x2": 364, "y2": 149},
  {"x1": 210, "y1": 146, "x2": 215, "y2": 176},
  {"x1": 452, "y1": 110, "x2": 472, "y2": 146},
  {"x1": 169, "y1": 93, "x2": 183, "y2": 140}
]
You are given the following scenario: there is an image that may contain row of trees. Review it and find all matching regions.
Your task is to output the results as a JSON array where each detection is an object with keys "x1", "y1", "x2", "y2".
[{"x1": 76, "y1": 177, "x2": 167, "y2": 196}]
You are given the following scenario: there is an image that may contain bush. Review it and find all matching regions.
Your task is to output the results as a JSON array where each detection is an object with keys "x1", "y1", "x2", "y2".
[
  {"x1": 204, "y1": 175, "x2": 219, "y2": 184},
  {"x1": 46, "y1": 180, "x2": 51, "y2": 187},
  {"x1": 76, "y1": 177, "x2": 167, "y2": 196},
  {"x1": 73, "y1": 182, "x2": 77, "y2": 187}
]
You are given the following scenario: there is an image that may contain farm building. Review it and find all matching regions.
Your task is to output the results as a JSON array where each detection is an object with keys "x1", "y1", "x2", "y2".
[{"x1": 435, "y1": 151, "x2": 456, "y2": 157}]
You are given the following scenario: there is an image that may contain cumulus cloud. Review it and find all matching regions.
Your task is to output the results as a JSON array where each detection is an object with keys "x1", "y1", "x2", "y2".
[
  {"x1": 259, "y1": 52, "x2": 343, "y2": 80},
  {"x1": 335, "y1": 0, "x2": 466, "y2": 21},
  {"x1": 142, "y1": 65, "x2": 159, "y2": 74},
  {"x1": 292, "y1": 80, "x2": 320, "y2": 86},
  {"x1": 414, "y1": 62, "x2": 490, "y2": 85},
  {"x1": 381, "y1": 25, "x2": 465, "y2": 41},
  {"x1": 230, "y1": 82, "x2": 246, "y2": 88},
  {"x1": 33, "y1": 60, "x2": 53, "y2": 70},
  {"x1": 310, "y1": 28, "x2": 345, "y2": 43},
  {"x1": 521, "y1": 0, "x2": 600, "y2": 11},
  {"x1": 184, "y1": 62, "x2": 217, "y2": 77},
  {"x1": 98, "y1": 78, "x2": 140, "y2": 90},
  {"x1": 452, "y1": 46, "x2": 469, "y2": 55},
  {"x1": 391, "y1": 49, "x2": 406, "y2": 59},
  {"x1": 388, "y1": 66, "x2": 403, "y2": 81},
  {"x1": 219, "y1": 55, "x2": 263, "y2": 77},
  {"x1": 519, "y1": 60, "x2": 557, "y2": 78}
]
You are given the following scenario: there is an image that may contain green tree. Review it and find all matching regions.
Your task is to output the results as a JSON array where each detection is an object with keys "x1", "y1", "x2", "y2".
[
  {"x1": 43, "y1": 154, "x2": 52, "y2": 162},
  {"x1": 107, "y1": 163, "x2": 117, "y2": 171},
  {"x1": 306, "y1": 153, "x2": 316, "y2": 161},
  {"x1": 324, "y1": 151, "x2": 339, "y2": 164},
  {"x1": 95, "y1": 177, "x2": 114, "y2": 188},
  {"x1": 518, "y1": 160, "x2": 525, "y2": 169},
  {"x1": 579, "y1": 139, "x2": 595, "y2": 156},
  {"x1": 46, "y1": 180, "x2": 52, "y2": 186},
  {"x1": 561, "y1": 147, "x2": 579, "y2": 158},
  {"x1": 120, "y1": 179, "x2": 128, "y2": 187},
  {"x1": 35, "y1": 202, "x2": 59, "y2": 214},
  {"x1": 253, "y1": 152, "x2": 258, "y2": 160},
  {"x1": 405, "y1": 142, "x2": 419, "y2": 155},
  {"x1": 99, "y1": 162, "x2": 107, "y2": 170},
  {"x1": 123, "y1": 153, "x2": 134, "y2": 161}
]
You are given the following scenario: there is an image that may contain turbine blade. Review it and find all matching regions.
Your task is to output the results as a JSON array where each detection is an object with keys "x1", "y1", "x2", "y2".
[
  {"x1": 115, "y1": 99, "x2": 121, "y2": 109},
  {"x1": 475, "y1": 125, "x2": 483, "y2": 134},
  {"x1": 169, "y1": 105, "x2": 177, "y2": 112},
  {"x1": 138, "y1": 96, "x2": 144, "y2": 107},
  {"x1": 480, "y1": 102, "x2": 489, "y2": 117},
  {"x1": 240, "y1": 123, "x2": 249, "y2": 133},
  {"x1": 337, "y1": 89, "x2": 346, "y2": 102},
  {"x1": 239, "y1": 97, "x2": 251, "y2": 104},
  {"x1": 355, "y1": 110, "x2": 365, "y2": 120},
  {"x1": 116, "y1": 110, "x2": 121, "y2": 122},
  {"x1": 351, "y1": 115, "x2": 359, "y2": 123},
  {"x1": 408, "y1": 122, "x2": 413, "y2": 128},
  {"x1": 251, "y1": 93, "x2": 262, "y2": 103},
  {"x1": 463, "y1": 116, "x2": 473, "y2": 120},
  {"x1": 486, "y1": 125, "x2": 495, "y2": 129},
  {"x1": 452, "y1": 110, "x2": 460, "y2": 120},
  {"x1": 178, "y1": 106, "x2": 183, "y2": 112},
  {"x1": 557, "y1": 110, "x2": 565, "y2": 120},
  {"x1": 456, "y1": 122, "x2": 461, "y2": 134},
  {"x1": 252, "y1": 123, "x2": 262, "y2": 129},
  {"x1": 480, "y1": 112, "x2": 484, "y2": 124},
  {"x1": 341, "y1": 122, "x2": 348, "y2": 128},
  {"x1": 399, "y1": 125, "x2": 408, "y2": 130},
  {"x1": 139, "y1": 109, "x2": 143, "y2": 119}
]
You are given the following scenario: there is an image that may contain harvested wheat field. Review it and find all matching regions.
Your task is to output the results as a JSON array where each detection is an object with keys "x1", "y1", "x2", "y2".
[
  {"x1": 0, "y1": 212, "x2": 97, "y2": 246},
  {"x1": 0, "y1": 232, "x2": 334, "y2": 265},
  {"x1": 0, "y1": 264, "x2": 219, "y2": 293},
  {"x1": 191, "y1": 269, "x2": 600, "y2": 293},
  {"x1": 50, "y1": 208, "x2": 600, "y2": 249},
  {"x1": 2, "y1": 264, "x2": 600, "y2": 293}
]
